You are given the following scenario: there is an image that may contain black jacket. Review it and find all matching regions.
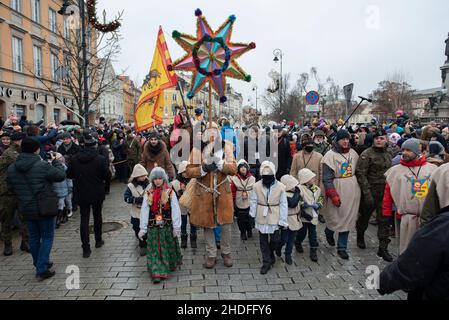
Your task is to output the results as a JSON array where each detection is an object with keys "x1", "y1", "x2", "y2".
[
  {"x1": 67, "y1": 147, "x2": 111, "y2": 205},
  {"x1": 57, "y1": 142, "x2": 81, "y2": 164},
  {"x1": 7, "y1": 153, "x2": 66, "y2": 220},
  {"x1": 379, "y1": 211, "x2": 449, "y2": 300}
]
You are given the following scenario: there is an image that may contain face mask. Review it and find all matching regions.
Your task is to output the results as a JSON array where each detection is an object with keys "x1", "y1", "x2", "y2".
[
  {"x1": 304, "y1": 146, "x2": 314, "y2": 153},
  {"x1": 262, "y1": 175, "x2": 275, "y2": 188}
]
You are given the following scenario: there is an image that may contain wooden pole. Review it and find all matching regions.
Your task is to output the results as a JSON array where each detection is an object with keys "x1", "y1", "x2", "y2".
[{"x1": 208, "y1": 84, "x2": 213, "y2": 129}]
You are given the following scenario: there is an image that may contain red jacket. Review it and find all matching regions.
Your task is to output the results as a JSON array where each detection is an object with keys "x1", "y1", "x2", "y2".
[{"x1": 382, "y1": 156, "x2": 428, "y2": 218}]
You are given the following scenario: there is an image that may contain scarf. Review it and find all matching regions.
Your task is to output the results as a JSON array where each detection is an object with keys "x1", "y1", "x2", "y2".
[
  {"x1": 149, "y1": 141, "x2": 162, "y2": 154},
  {"x1": 151, "y1": 186, "x2": 163, "y2": 214},
  {"x1": 400, "y1": 155, "x2": 427, "y2": 168}
]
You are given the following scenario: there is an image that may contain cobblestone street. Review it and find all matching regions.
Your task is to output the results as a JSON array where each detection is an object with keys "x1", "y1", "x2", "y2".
[{"x1": 0, "y1": 181, "x2": 406, "y2": 300}]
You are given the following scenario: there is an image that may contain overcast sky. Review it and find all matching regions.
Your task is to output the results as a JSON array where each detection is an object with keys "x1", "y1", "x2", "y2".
[{"x1": 98, "y1": 0, "x2": 449, "y2": 110}]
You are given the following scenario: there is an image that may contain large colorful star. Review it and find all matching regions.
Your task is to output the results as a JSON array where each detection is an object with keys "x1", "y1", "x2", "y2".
[{"x1": 170, "y1": 9, "x2": 256, "y2": 103}]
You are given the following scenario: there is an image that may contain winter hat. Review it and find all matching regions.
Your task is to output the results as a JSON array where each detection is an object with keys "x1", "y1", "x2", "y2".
[
  {"x1": 10, "y1": 132, "x2": 26, "y2": 141},
  {"x1": 314, "y1": 130, "x2": 325, "y2": 138},
  {"x1": 298, "y1": 168, "x2": 316, "y2": 185},
  {"x1": 401, "y1": 138, "x2": 421, "y2": 156},
  {"x1": 195, "y1": 108, "x2": 203, "y2": 115},
  {"x1": 429, "y1": 141, "x2": 445, "y2": 156},
  {"x1": 260, "y1": 161, "x2": 276, "y2": 176},
  {"x1": 82, "y1": 134, "x2": 97, "y2": 147},
  {"x1": 129, "y1": 164, "x2": 149, "y2": 182},
  {"x1": 237, "y1": 159, "x2": 250, "y2": 172},
  {"x1": 177, "y1": 161, "x2": 189, "y2": 175},
  {"x1": 0, "y1": 132, "x2": 11, "y2": 139},
  {"x1": 280, "y1": 175, "x2": 299, "y2": 191},
  {"x1": 373, "y1": 129, "x2": 387, "y2": 138},
  {"x1": 148, "y1": 131, "x2": 160, "y2": 140},
  {"x1": 149, "y1": 167, "x2": 169, "y2": 183},
  {"x1": 336, "y1": 129, "x2": 351, "y2": 142},
  {"x1": 21, "y1": 137, "x2": 40, "y2": 154},
  {"x1": 59, "y1": 132, "x2": 71, "y2": 140},
  {"x1": 389, "y1": 133, "x2": 401, "y2": 145}
]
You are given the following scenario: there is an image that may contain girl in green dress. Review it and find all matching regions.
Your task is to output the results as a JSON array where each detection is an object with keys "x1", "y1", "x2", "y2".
[{"x1": 138, "y1": 167, "x2": 182, "y2": 284}]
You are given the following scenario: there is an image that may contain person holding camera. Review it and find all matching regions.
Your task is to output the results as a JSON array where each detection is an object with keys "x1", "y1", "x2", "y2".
[{"x1": 6, "y1": 138, "x2": 66, "y2": 281}]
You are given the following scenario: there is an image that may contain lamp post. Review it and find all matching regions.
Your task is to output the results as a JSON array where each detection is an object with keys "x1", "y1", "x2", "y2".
[
  {"x1": 273, "y1": 49, "x2": 283, "y2": 115},
  {"x1": 252, "y1": 84, "x2": 258, "y2": 114},
  {"x1": 58, "y1": 0, "x2": 90, "y2": 127}
]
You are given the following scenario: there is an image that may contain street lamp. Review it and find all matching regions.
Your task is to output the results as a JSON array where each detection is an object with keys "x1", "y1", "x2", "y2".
[
  {"x1": 252, "y1": 85, "x2": 258, "y2": 114},
  {"x1": 273, "y1": 48, "x2": 283, "y2": 115},
  {"x1": 58, "y1": 0, "x2": 90, "y2": 128}
]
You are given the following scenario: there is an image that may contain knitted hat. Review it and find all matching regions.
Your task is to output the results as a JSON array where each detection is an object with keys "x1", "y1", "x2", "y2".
[
  {"x1": 401, "y1": 138, "x2": 421, "y2": 156},
  {"x1": 21, "y1": 138, "x2": 40, "y2": 154},
  {"x1": 177, "y1": 161, "x2": 189, "y2": 174},
  {"x1": 149, "y1": 167, "x2": 169, "y2": 183},
  {"x1": 314, "y1": 130, "x2": 325, "y2": 137},
  {"x1": 336, "y1": 129, "x2": 351, "y2": 142},
  {"x1": 389, "y1": 133, "x2": 401, "y2": 145},
  {"x1": 280, "y1": 175, "x2": 298, "y2": 191},
  {"x1": 10, "y1": 132, "x2": 26, "y2": 141},
  {"x1": 129, "y1": 164, "x2": 148, "y2": 182},
  {"x1": 260, "y1": 161, "x2": 276, "y2": 176},
  {"x1": 148, "y1": 131, "x2": 160, "y2": 140},
  {"x1": 298, "y1": 168, "x2": 316, "y2": 185},
  {"x1": 82, "y1": 134, "x2": 97, "y2": 147},
  {"x1": 195, "y1": 108, "x2": 203, "y2": 115},
  {"x1": 59, "y1": 132, "x2": 71, "y2": 140}
]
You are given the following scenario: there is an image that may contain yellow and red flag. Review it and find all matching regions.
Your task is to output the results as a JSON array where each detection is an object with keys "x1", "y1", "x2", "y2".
[{"x1": 135, "y1": 26, "x2": 178, "y2": 132}]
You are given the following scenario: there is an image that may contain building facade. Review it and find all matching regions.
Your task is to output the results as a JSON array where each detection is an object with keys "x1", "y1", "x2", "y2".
[
  {"x1": 118, "y1": 75, "x2": 140, "y2": 125},
  {"x1": 0, "y1": 0, "x2": 86, "y2": 124},
  {"x1": 97, "y1": 60, "x2": 124, "y2": 123}
]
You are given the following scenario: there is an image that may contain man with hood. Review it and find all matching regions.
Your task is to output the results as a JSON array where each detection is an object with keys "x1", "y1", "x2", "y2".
[
  {"x1": 274, "y1": 126, "x2": 292, "y2": 180},
  {"x1": 125, "y1": 130, "x2": 142, "y2": 179},
  {"x1": 313, "y1": 130, "x2": 330, "y2": 156},
  {"x1": 57, "y1": 132, "x2": 80, "y2": 164},
  {"x1": 67, "y1": 134, "x2": 111, "y2": 258},
  {"x1": 185, "y1": 122, "x2": 237, "y2": 269},
  {"x1": 6, "y1": 138, "x2": 66, "y2": 280},
  {"x1": 231, "y1": 160, "x2": 256, "y2": 240},
  {"x1": 382, "y1": 138, "x2": 438, "y2": 255},
  {"x1": 355, "y1": 129, "x2": 393, "y2": 262},
  {"x1": 141, "y1": 131, "x2": 175, "y2": 181},
  {"x1": 321, "y1": 129, "x2": 362, "y2": 260}
]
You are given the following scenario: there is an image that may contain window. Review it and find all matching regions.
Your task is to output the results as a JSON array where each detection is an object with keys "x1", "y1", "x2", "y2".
[
  {"x1": 14, "y1": 105, "x2": 26, "y2": 118},
  {"x1": 53, "y1": 108, "x2": 60, "y2": 124},
  {"x1": 31, "y1": 0, "x2": 40, "y2": 23},
  {"x1": 173, "y1": 94, "x2": 177, "y2": 101},
  {"x1": 33, "y1": 46, "x2": 42, "y2": 77},
  {"x1": 63, "y1": 18, "x2": 70, "y2": 40},
  {"x1": 49, "y1": 8, "x2": 57, "y2": 33},
  {"x1": 11, "y1": 0, "x2": 21, "y2": 12},
  {"x1": 12, "y1": 36, "x2": 23, "y2": 72},
  {"x1": 50, "y1": 52, "x2": 59, "y2": 81}
]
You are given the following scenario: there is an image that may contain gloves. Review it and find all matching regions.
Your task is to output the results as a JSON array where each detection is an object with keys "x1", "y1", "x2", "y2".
[
  {"x1": 138, "y1": 230, "x2": 146, "y2": 241},
  {"x1": 331, "y1": 196, "x2": 341, "y2": 208},
  {"x1": 326, "y1": 188, "x2": 342, "y2": 208},
  {"x1": 134, "y1": 197, "x2": 144, "y2": 206},
  {"x1": 202, "y1": 162, "x2": 218, "y2": 173},
  {"x1": 173, "y1": 228, "x2": 181, "y2": 238}
]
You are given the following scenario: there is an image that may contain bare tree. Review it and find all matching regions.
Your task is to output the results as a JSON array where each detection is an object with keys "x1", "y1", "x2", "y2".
[{"x1": 26, "y1": 12, "x2": 123, "y2": 125}]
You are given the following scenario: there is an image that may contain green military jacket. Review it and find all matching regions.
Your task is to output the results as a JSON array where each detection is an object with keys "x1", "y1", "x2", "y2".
[
  {"x1": 125, "y1": 137, "x2": 141, "y2": 161},
  {"x1": 0, "y1": 143, "x2": 21, "y2": 197},
  {"x1": 355, "y1": 146, "x2": 392, "y2": 197}
]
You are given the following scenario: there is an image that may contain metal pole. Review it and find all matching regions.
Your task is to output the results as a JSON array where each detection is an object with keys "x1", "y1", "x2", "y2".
[
  {"x1": 80, "y1": 0, "x2": 89, "y2": 128},
  {"x1": 280, "y1": 53, "x2": 283, "y2": 116}
]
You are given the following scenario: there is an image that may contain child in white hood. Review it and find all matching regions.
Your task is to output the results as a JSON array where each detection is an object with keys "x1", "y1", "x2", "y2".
[
  {"x1": 250, "y1": 161, "x2": 288, "y2": 274},
  {"x1": 295, "y1": 168, "x2": 324, "y2": 262}
]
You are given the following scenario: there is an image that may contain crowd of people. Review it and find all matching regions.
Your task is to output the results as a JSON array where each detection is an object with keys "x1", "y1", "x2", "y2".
[{"x1": 1, "y1": 109, "x2": 449, "y2": 298}]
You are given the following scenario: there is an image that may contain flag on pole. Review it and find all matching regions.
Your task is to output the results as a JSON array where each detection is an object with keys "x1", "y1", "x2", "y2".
[{"x1": 135, "y1": 26, "x2": 178, "y2": 132}]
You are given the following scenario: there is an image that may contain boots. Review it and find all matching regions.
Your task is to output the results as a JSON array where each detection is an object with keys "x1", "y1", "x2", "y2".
[
  {"x1": 20, "y1": 240, "x2": 30, "y2": 253},
  {"x1": 240, "y1": 232, "x2": 248, "y2": 241},
  {"x1": 181, "y1": 235, "x2": 188, "y2": 249},
  {"x1": 190, "y1": 234, "x2": 197, "y2": 249},
  {"x1": 310, "y1": 248, "x2": 318, "y2": 262},
  {"x1": 247, "y1": 229, "x2": 253, "y2": 239},
  {"x1": 56, "y1": 210, "x2": 63, "y2": 229},
  {"x1": 337, "y1": 250, "x2": 349, "y2": 260},
  {"x1": 221, "y1": 253, "x2": 233, "y2": 268},
  {"x1": 378, "y1": 248, "x2": 393, "y2": 262},
  {"x1": 3, "y1": 242, "x2": 13, "y2": 256},
  {"x1": 285, "y1": 255, "x2": 293, "y2": 265},
  {"x1": 357, "y1": 232, "x2": 366, "y2": 249},
  {"x1": 61, "y1": 209, "x2": 69, "y2": 224}
]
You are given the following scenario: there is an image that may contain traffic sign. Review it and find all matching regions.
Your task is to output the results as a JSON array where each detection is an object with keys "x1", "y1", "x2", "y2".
[{"x1": 306, "y1": 91, "x2": 320, "y2": 105}]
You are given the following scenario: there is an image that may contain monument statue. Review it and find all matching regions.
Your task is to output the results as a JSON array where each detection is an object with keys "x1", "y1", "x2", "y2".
[{"x1": 445, "y1": 32, "x2": 449, "y2": 63}]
